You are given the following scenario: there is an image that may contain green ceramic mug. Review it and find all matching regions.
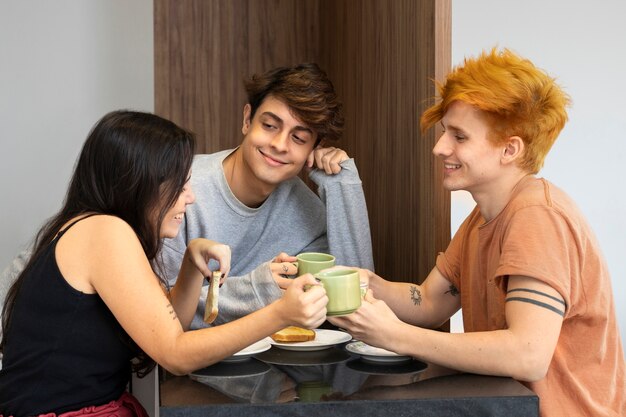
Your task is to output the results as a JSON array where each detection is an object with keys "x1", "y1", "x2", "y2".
[
  {"x1": 296, "y1": 252, "x2": 336, "y2": 275},
  {"x1": 315, "y1": 269, "x2": 361, "y2": 316},
  {"x1": 297, "y1": 381, "x2": 332, "y2": 402}
]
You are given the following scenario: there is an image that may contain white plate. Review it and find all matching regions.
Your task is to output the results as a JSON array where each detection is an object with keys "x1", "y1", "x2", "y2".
[
  {"x1": 345, "y1": 341, "x2": 412, "y2": 363},
  {"x1": 190, "y1": 359, "x2": 271, "y2": 379},
  {"x1": 271, "y1": 329, "x2": 352, "y2": 351},
  {"x1": 222, "y1": 337, "x2": 272, "y2": 362}
]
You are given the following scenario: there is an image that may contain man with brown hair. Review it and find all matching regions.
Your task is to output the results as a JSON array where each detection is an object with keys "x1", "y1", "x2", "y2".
[{"x1": 160, "y1": 63, "x2": 374, "y2": 329}]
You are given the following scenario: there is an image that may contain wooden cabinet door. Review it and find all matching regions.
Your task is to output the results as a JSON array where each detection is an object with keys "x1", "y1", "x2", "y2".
[{"x1": 154, "y1": 0, "x2": 450, "y2": 284}]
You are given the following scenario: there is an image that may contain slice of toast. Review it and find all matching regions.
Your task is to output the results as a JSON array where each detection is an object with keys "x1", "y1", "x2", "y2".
[
  {"x1": 270, "y1": 326, "x2": 316, "y2": 343},
  {"x1": 203, "y1": 271, "x2": 221, "y2": 324}
]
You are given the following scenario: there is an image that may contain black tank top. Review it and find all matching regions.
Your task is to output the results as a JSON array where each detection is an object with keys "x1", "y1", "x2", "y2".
[{"x1": 0, "y1": 215, "x2": 135, "y2": 417}]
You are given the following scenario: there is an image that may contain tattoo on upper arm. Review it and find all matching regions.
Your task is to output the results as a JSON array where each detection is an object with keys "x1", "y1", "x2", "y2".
[
  {"x1": 409, "y1": 286, "x2": 422, "y2": 306},
  {"x1": 507, "y1": 288, "x2": 565, "y2": 306},
  {"x1": 166, "y1": 303, "x2": 178, "y2": 321},
  {"x1": 444, "y1": 285, "x2": 459, "y2": 297},
  {"x1": 505, "y1": 288, "x2": 566, "y2": 317}
]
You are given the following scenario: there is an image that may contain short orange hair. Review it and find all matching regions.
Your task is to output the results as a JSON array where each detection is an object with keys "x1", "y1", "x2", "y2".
[{"x1": 421, "y1": 48, "x2": 570, "y2": 173}]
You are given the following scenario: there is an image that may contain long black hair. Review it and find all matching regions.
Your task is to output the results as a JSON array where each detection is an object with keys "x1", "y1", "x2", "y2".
[{"x1": 1, "y1": 110, "x2": 195, "y2": 375}]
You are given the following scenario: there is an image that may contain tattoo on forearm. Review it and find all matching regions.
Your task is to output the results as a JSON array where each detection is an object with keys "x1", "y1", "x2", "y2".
[
  {"x1": 445, "y1": 285, "x2": 459, "y2": 296},
  {"x1": 410, "y1": 286, "x2": 422, "y2": 306},
  {"x1": 166, "y1": 303, "x2": 178, "y2": 321},
  {"x1": 506, "y1": 288, "x2": 566, "y2": 317}
]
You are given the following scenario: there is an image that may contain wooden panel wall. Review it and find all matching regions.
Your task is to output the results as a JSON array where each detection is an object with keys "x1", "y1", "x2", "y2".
[
  {"x1": 154, "y1": 0, "x2": 450, "y2": 284},
  {"x1": 154, "y1": 0, "x2": 321, "y2": 154},
  {"x1": 318, "y1": 0, "x2": 450, "y2": 282}
]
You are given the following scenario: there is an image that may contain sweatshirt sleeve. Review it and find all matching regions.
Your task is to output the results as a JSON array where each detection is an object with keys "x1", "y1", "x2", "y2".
[
  {"x1": 309, "y1": 159, "x2": 375, "y2": 271},
  {"x1": 1, "y1": 246, "x2": 32, "y2": 302},
  {"x1": 189, "y1": 261, "x2": 283, "y2": 329}
]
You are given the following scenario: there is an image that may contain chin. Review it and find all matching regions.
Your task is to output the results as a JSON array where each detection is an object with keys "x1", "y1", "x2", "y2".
[
  {"x1": 254, "y1": 168, "x2": 293, "y2": 186},
  {"x1": 161, "y1": 227, "x2": 180, "y2": 239},
  {"x1": 442, "y1": 179, "x2": 465, "y2": 192},
  {"x1": 442, "y1": 182, "x2": 457, "y2": 192}
]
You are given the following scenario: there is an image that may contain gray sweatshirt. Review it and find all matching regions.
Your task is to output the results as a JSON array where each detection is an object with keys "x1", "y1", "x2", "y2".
[
  {"x1": 0, "y1": 149, "x2": 375, "y2": 331},
  {"x1": 160, "y1": 149, "x2": 374, "y2": 329}
]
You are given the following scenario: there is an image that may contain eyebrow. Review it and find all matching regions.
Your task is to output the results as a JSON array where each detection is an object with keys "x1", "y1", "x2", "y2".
[
  {"x1": 261, "y1": 111, "x2": 313, "y2": 135},
  {"x1": 441, "y1": 121, "x2": 467, "y2": 134}
]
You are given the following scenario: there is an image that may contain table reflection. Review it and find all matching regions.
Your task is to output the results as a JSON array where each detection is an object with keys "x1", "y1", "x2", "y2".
[{"x1": 161, "y1": 344, "x2": 438, "y2": 406}]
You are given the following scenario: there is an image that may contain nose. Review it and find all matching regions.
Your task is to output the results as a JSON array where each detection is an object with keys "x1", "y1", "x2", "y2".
[
  {"x1": 432, "y1": 133, "x2": 451, "y2": 159},
  {"x1": 270, "y1": 131, "x2": 289, "y2": 152}
]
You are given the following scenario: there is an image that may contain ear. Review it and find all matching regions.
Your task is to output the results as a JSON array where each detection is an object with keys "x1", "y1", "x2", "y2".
[
  {"x1": 242, "y1": 104, "x2": 252, "y2": 135},
  {"x1": 502, "y1": 136, "x2": 524, "y2": 165}
]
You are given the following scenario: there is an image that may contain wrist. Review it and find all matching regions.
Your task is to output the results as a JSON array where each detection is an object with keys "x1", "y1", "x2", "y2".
[
  {"x1": 368, "y1": 272, "x2": 385, "y2": 294},
  {"x1": 267, "y1": 298, "x2": 291, "y2": 329},
  {"x1": 181, "y1": 244, "x2": 205, "y2": 281}
]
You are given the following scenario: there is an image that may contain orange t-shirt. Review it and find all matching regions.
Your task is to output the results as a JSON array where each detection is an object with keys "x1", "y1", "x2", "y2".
[{"x1": 436, "y1": 176, "x2": 625, "y2": 417}]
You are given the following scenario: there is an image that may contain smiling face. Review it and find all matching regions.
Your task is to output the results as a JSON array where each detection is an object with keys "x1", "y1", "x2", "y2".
[
  {"x1": 160, "y1": 175, "x2": 195, "y2": 239},
  {"x1": 239, "y1": 95, "x2": 317, "y2": 190},
  {"x1": 433, "y1": 101, "x2": 505, "y2": 196}
]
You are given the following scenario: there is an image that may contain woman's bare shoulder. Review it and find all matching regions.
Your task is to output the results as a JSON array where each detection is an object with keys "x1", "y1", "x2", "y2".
[{"x1": 60, "y1": 214, "x2": 142, "y2": 254}]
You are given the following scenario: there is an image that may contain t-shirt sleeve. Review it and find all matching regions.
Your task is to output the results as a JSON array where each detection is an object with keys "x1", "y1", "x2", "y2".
[{"x1": 496, "y1": 205, "x2": 574, "y2": 310}]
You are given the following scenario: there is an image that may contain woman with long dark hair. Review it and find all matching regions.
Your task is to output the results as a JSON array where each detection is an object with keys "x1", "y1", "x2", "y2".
[{"x1": 0, "y1": 111, "x2": 328, "y2": 417}]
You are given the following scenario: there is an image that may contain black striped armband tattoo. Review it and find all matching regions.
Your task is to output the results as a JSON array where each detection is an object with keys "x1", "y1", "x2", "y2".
[{"x1": 505, "y1": 288, "x2": 566, "y2": 317}]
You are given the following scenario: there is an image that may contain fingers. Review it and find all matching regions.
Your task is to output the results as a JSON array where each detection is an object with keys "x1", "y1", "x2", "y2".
[
  {"x1": 217, "y1": 272, "x2": 227, "y2": 286},
  {"x1": 364, "y1": 288, "x2": 376, "y2": 303},
  {"x1": 273, "y1": 252, "x2": 296, "y2": 263},
  {"x1": 311, "y1": 147, "x2": 349, "y2": 174},
  {"x1": 191, "y1": 255, "x2": 212, "y2": 278},
  {"x1": 190, "y1": 239, "x2": 231, "y2": 279},
  {"x1": 274, "y1": 275, "x2": 293, "y2": 290},
  {"x1": 309, "y1": 312, "x2": 328, "y2": 329},
  {"x1": 205, "y1": 242, "x2": 231, "y2": 278},
  {"x1": 217, "y1": 263, "x2": 230, "y2": 280},
  {"x1": 294, "y1": 273, "x2": 320, "y2": 287},
  {"x1": 270, "y1": 261, "x2": 298, "y2": 276},
  {"x1": 281, "y1": 274, "x2": 328, "y2": 327},
  {"x1": 306, "y1": 149, "x2": 316, "y2": 169}
]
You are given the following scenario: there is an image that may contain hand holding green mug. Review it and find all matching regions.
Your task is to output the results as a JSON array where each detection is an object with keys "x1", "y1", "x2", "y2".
[{"x1": 314, "y1": 269, "x2": 361, "y2": 316}]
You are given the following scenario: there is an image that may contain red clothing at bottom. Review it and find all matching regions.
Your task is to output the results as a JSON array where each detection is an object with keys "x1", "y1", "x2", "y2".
[{"x1": 1, "y1": 392, "x2": 148, "y2": 417}]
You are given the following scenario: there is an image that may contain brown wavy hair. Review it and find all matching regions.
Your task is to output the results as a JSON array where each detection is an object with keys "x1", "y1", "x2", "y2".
[
  {"x1": 421, "y1": 48, "x2": 570, "y2": 174},
  {"x1": 244, "y1": 63, "x2": 344, "y2": 144}
]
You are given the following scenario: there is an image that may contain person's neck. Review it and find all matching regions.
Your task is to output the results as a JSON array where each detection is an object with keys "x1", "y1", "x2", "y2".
[
  {"x1": 473, "y1": 170, "x2": 533, "y2": 222},
  {"x1": 223, "y1": 149, "x2": 275, "y2": 208}
]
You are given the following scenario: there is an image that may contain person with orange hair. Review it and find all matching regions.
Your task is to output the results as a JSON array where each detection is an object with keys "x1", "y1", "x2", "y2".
[{"x1": 331, "y1": 48, "x2": 625, "y2": 416}]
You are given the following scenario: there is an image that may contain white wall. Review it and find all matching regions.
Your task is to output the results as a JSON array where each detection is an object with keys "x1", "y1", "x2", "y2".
[
  {"x1": 0, "y1": 0, "x2": 154, "y2": 269},
  {"x1": 451, "y1": 0, "x2": 626, "y2": 346}
]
